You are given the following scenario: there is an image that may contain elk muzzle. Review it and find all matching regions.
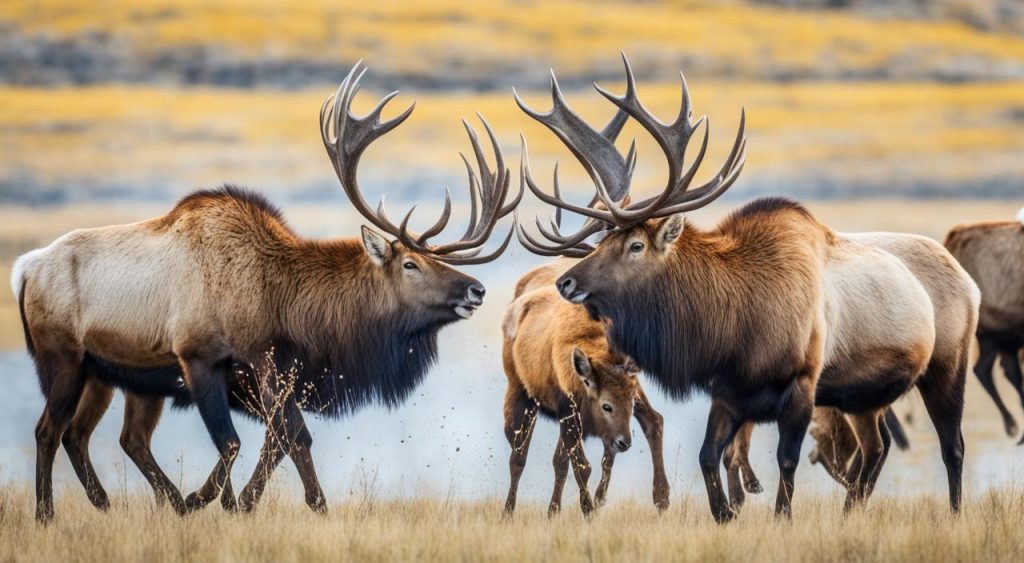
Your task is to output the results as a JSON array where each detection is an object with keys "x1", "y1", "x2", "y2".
[
  {"x1": 453, "y1": 283, "x2": 486, "y2": 319},
  {"x1": 556, "y1": 275, "x2": 588, "y2": 304}
]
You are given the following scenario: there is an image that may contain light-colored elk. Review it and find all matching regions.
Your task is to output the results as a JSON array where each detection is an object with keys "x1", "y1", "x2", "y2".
[
  {"x1": 501, "y1": 261, "x2": 669, "y2": 516},
  {"x1": 945, "y1": 209, "x2": 1024, "y2": 443},
  {"x1": 12, "y1": 61, "x2": 519, "y2": 522},
  {"x1": 514, "y1": 54, "x2": 979, "y2": 521}
]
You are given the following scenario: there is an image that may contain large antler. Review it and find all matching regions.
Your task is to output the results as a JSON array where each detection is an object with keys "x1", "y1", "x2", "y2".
[
  {"x1": 320, "y1": 61, "x2": 521, "y2": 265},
  {"x1": 516, "y1": 54, "x2": 747, "y2": 256}
]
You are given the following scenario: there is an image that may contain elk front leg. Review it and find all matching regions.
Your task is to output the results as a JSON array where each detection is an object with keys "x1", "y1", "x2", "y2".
[
  {"x1": 548, "y1": 438, "x2": 569, "y2": 516},
  {"x1": 502, "y1": 386, "x2": 538, "y2": 516},
  {"x1": 698, "y1": 399, "x2": 742, "y2": 524},
  {"x1": 593, "y1": 446, "x2": 616, "y2": 508},
  {"x1": 62, "y1": 377, "x2": 114, "y2": 512},
  {"x1": 634, "y1": 387, "x2": 670, "y2": 511},
  {"x1": 774, "y1": 376, "x2": 814, "y2": 520},
  {"x1": 557, "y1": 398, "x2": 594, "y2": 516},
  {"x1": 239, "y1": 399, "x2": 325, "y2": 513},
  {"x1": 180, "y1": 355, "x2": 240, "y2": 513}
]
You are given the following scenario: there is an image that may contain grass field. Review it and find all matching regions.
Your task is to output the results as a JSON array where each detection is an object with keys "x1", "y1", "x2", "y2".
[{"x1": 1, "y1": 488, "x2": 1022, "y2": 562}]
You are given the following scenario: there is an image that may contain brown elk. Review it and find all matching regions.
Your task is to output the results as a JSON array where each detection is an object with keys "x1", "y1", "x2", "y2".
[
  {"x1": 501, "y1": 261, "x2": 669, "y2": 516},
  {"x1": 12, "y1": 61, "x2": 519, "y2": 522},
  {"x1": 514, "y1": 55, "x2": 978, "y2": 521},
  {"x1": 945, "y1": 209, "x2": 1024, "y2": 443}
]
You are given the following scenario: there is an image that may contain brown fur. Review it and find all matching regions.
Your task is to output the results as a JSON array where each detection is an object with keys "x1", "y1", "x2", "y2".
[
  {"x1": 15, "y1": 186, "x2": 486, "y2": 521},
  {"x1": 945, "y1": 218, "x2": 1024, "y2": 440},
  {"x1": 500, "y1": 277, "x2": 669, "y2": 516},
  {"x1": 557, "y1": 197, "x2": 977, "y2": 520}
]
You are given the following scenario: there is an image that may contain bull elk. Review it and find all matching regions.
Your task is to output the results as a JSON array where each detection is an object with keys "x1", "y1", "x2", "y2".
[
  {"x1": 514, "y1": 54, "x2": 979, "y2": 521},
  {"x1": 945, "y1": 209, "x2": 1024, "y2": 443},
  {"x1": 12, "y1": 61, "x2": 519, "y2": 522},
  {"x1": 501, "y1": 261, "x2": 669, "y2": 516}
]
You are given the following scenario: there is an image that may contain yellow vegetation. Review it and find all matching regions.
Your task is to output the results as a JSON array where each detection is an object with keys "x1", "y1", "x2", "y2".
[
  {"x1": 2, "y1": 0, "x2": 1024, "y2": 79},
  {"x1": 0, "y1": 486, "x2": 1022, "y2": 562}
]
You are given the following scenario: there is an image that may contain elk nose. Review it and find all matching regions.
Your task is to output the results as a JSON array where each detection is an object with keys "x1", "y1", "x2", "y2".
[
  {"x1": 468, "y1": 283, "x2": 486, "y2": 303},
  {"x1": 557, "y1": 277, "x2": 576, "y2": 299},
  {"x1": 615, "y1": 437, "x2": 631, "y2": 452}
]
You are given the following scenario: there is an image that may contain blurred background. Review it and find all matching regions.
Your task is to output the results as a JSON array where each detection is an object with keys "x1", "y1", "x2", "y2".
[{"x1": 0, "y1": 0, "x2": 1022, "y2": 508}]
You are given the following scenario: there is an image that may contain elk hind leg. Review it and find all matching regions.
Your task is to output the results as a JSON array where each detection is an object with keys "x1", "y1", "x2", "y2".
[
  {"x1": 635, "y1": 387, "x2": 670, "y2": 511},
  {"x1": 33, "y1": 343, "x2": 86, "y2": 522},
  {"x1": 548, "y1": 438, "x2": 569, "y2": 516},
  {"x1": 62, "y1": 376, "x2": 114, "y2": 511},
  {"x1": 974, "y1": 337, "x2": 1016, "y2": 436},
  {"x1": 843, "y1": 409, "x2": 886, "y2": 511},
  {"x1": 118, "y1": 393, "x2": 188, "y2": 514}
]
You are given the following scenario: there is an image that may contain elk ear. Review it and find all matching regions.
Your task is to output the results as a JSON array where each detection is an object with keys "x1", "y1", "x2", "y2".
[
  {"x1": 571, "y1": 347, "x2": 595, "y2": 387},
  {"x1": 623, "y1": 356, "x2": 639, "y2": 373},
  {"x1": 655, "y1": 214, "x2": 684, "y2": 252},
  {"x1": 361, "y1": 226, "x2": 393, "y2": 266}
]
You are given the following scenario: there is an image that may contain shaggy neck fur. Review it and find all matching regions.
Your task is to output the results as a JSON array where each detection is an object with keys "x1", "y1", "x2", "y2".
[{"x1": 267, "y1": 239, "x2": 448, "y2": 417}]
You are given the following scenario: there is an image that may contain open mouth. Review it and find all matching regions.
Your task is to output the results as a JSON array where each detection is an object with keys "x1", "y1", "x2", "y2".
[
  {"x1": 567, "y1": 290, "x2": 590, "y2": 304},
  {"x1": 453, "y1": 302, "x2": 479, "y2": 319}
]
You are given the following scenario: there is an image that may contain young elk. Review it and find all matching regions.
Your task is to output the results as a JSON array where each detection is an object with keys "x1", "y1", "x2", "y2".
[
  {"x1": 945, "y1": 209, "x2": 1024, "y2": 442},
  {"x1": 515, "y1": 55, "x2": 978, "y2": 521},
  {"x1": 501, "y1": 261, "x2": 669, "y2": 516},
  {"x1": 12, "y1": 61, "x2": 519, "y2": 522}
]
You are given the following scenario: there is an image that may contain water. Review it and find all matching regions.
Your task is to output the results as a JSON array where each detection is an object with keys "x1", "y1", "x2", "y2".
[{"x1": 2, "y1": 251, "x2": 1023, "y2": 509}]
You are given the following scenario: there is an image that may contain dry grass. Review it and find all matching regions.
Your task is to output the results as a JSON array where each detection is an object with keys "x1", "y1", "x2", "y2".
[{"x1": 0, "y1": 486, "x2": 1022, "y2": 562}]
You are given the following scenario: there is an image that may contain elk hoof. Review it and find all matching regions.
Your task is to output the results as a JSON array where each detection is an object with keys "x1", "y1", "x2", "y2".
[
  {"x1": 220, "y1": 491, "x2": 238, "y2": 513},
  {"x1": 184, "y1": 492, "x2": 210, "y2": 514},
  {"x1": 744, "y1": 478, "x2": 763, "y2": 494},
  {"x1": 35, "y1": 504, "x2": 54, "y2": 524},
  {"x1": 89, "y1": 492, "x2": 111, "y2": 512},
  {"x1": 307, "y1": 495, "x2": 328, "y2": 515},
  {"x1": 712, "y1": 506, "x2": 736, "y2": 524},
  {"x1": 547, "y1": 503, "x2": 561, "y2": 517},
  {"x1": 1004, "y1": 418, "x2": 1018, "y2": 438}
]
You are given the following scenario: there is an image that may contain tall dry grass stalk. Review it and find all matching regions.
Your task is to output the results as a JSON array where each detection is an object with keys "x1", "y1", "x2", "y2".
[{"x1": 0, "y1": 486, "x2": 1022, "y2": 562}]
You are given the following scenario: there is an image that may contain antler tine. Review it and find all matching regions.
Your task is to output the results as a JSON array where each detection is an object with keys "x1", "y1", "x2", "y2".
[
  {"x1": 426, "y1": 114, "x2": 520, "y2": 258},
  {"x1": 649, "y1": 109, "x2": 747, "y2": 218},
  {"x1": 432, "y1": 221, "x2": 517, "y2": 265},
  {"x1": 513, "y1": 71, "x2": 633, "y2": 204},
  {"x1": 321, "y1": 61, "x2": 417, "y2": 238},
  {"x1": 591, "y1": 53, "x2": 705, "y2": 225},
  {"x1": 518, "y1": 137, "x2": 616, "y2": 224},
  {"x1": 515, "y1": 219, "x2": 594, "y2": 258}
]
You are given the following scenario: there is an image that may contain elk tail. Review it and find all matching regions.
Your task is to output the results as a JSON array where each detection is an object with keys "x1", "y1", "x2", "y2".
[
  {"x1": 1017, "y1": 206, "x2": 1024, "y2": 225},
  {"x1": 11, "y1": 249, "x2": 44, "y2": 358},
  {"x1": 884, "y1": 407, "x2": 910, "y2": 451}
]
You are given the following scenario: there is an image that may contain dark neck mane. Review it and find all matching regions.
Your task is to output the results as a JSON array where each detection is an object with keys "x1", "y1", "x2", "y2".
[{"x1": 261, "y1": 239, "x2": 444, "y2": 418}]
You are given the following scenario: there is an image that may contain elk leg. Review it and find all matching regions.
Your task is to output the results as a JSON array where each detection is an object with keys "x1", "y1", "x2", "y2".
[
  {"x1": 634, "y1": 387, "x2": 670, "y2": 511},
  {"x1": 698, "y1": 399, "x2": 742, "y2": 524},
  {"x1": 557, "y1": 398, "x2": 594, "y2": 516},
  {"x1": 118, "y1": 393, "x2": 187, "y2": 515},
  {"x1": 33, "y1": 345, "x2": 86, "y2": 523},
  {"x1": 917, "y1": 361, "x2": 966, "y2": 513},
  {"x1": 62, "y1": 376, "x2": 113, "y2": 511},
  {"x1": 594, "y1": 445, "x2": 615, "y2": 508},
  {"x1": 773, "y1": 376, "x2": 814, "y2": 520},
  {"x1": 240, "y1": 402, "x2": 325, "y2": 514},
  {"x1": 843, "y1": 409, "x2": 886, "y2": 511},
  {"x1": 548, "y1": 438, "x2": 569, "y2": 516},
  {"x1": 974, "y1": 337, "x2": 1016, "y2": 436},
  {"x1": 502, "y1": 385, "x2": 538, "y2": 516},
  {"x1": 864, "y1": 413, "x2": 893, "y2": 500},
  {"x1": 723, "y1": 421, "x2": 755, "y2": 512},
  {"x1": 999, "y1": 350, "x2": 1024, "y2": 439},
  {"x1": 180, "y1": 356, "x2": 240, "y2": 513}
]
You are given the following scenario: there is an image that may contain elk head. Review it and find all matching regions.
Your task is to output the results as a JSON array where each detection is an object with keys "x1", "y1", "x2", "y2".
[
  {"x1": 571, "y1": 345, "x2": 639, "y2": 452},
  {"x1": 514, "y1": 54, "x2": 747, "y2": 316},
  {"x1": 320, "y1": 62, "x2": 521, "y2": 323}
]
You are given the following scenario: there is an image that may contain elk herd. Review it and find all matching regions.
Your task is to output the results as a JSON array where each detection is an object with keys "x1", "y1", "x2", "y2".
[{"x1": 11, "y1": 56, "x2": 1023, "y2": 524}]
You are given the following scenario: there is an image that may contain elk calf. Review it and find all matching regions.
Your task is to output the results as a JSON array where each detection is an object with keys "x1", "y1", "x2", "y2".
[
  {"x1": 500, "y1": 264, "x2": 669, "y2": 516},
  {"x1": 945, "y1": 210, "x2": 1024, "y2": 442}
]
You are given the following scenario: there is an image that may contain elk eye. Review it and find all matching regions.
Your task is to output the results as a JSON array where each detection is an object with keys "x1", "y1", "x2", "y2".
[
  {"x1": 629, "y1": 242, "x2": 644, "y2": 253},
  {"x1": 602, "y1": 404, "x2": 613, "y2": 413},
  {"x1": 403, "y1": 261, "x2": 419, "y2": 270}
]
